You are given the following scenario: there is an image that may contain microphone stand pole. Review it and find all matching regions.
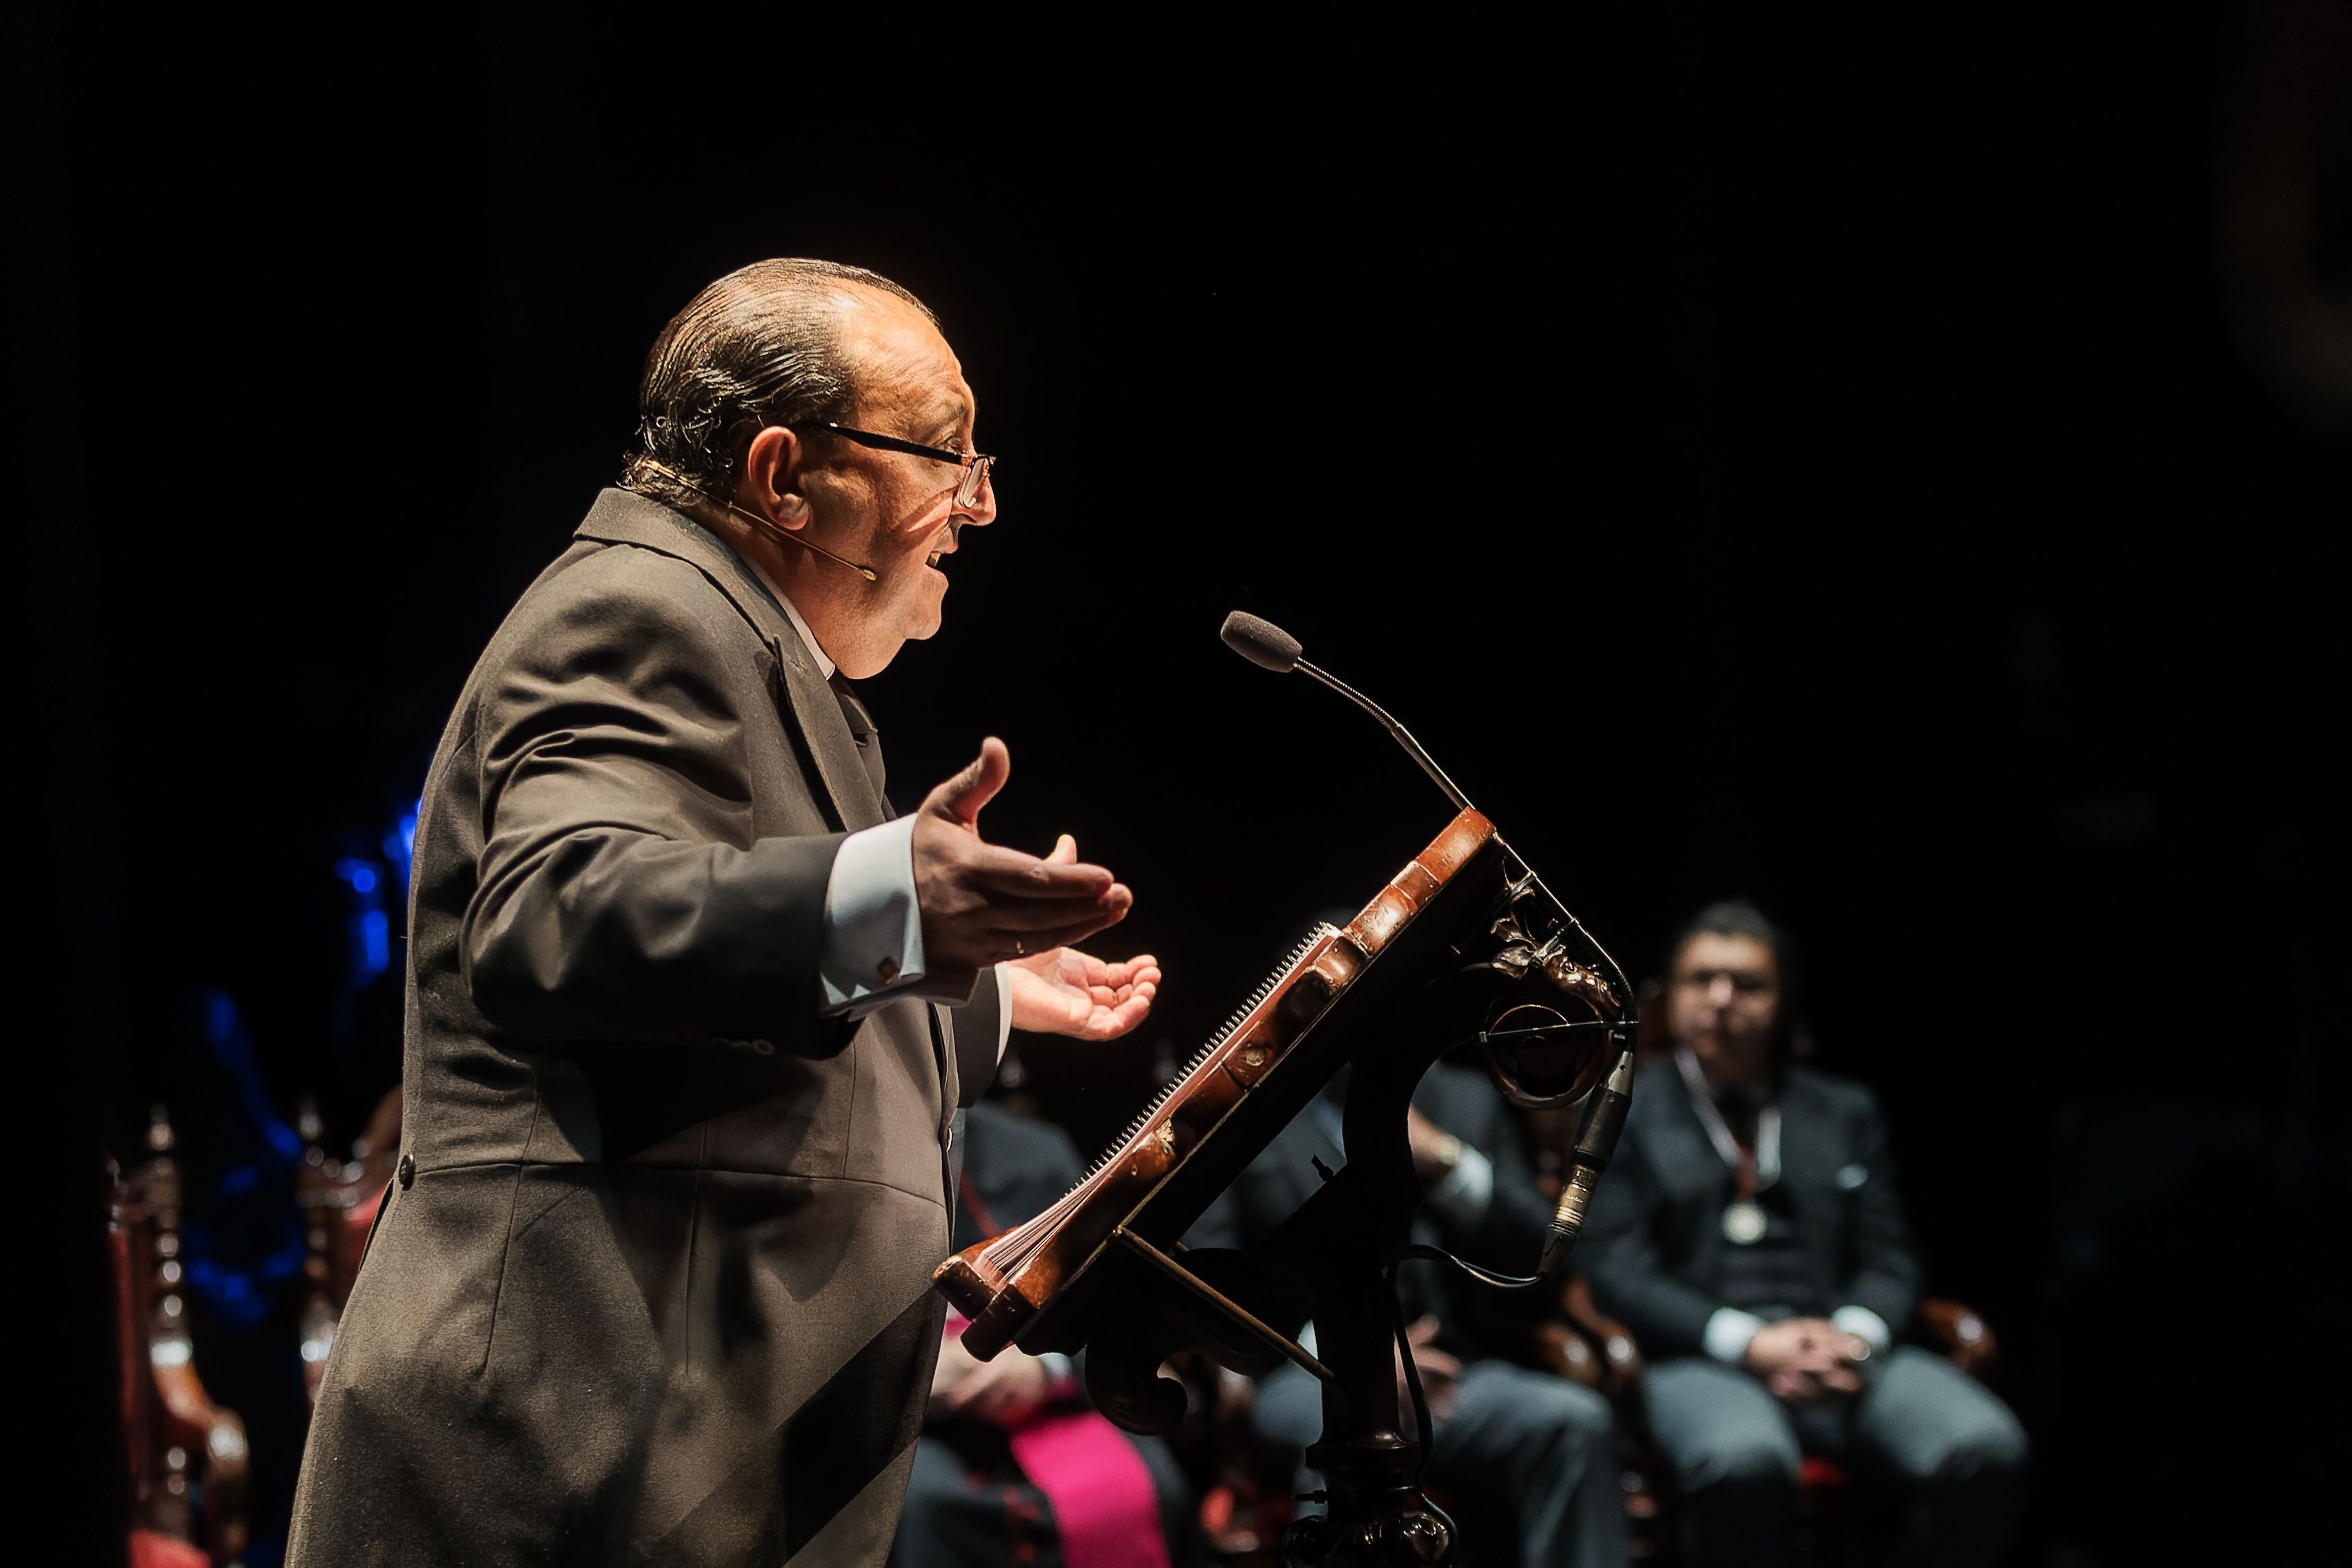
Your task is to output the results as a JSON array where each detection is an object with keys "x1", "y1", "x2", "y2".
[{"x1": 1274, "y1": 1033, "x2": 1463, "y2": 1566}]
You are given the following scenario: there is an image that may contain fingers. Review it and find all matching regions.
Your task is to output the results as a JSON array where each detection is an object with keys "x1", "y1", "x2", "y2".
[
  {"x1": 999, "y1": 908, "x2": 1133, "y2": 958},
  {"x1": 923, "y1": 737, "x2": 1011, "y2": 829},
  {"x1": 966, "y1": 848, "x2": 1116, "y2": 899},
  {"x1": 1047, "y1": 833, "x2": 1077, "y2": 864},
  {"x1": 1061, "y1": 951, "x2": 1161, "y2": 990},
  {"x1": 982, "y1": 885, "x2": 1134, "y2": 934},
  {"x1": 1075, "y1": 996, "x2": 1155, "y2": 1041},
  {"x1": 1082, "y1": 975, "x2": 1159, "y2": 1010}
]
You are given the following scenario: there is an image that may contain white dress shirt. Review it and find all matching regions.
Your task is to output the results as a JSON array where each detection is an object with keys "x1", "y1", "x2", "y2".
[{"x1": 746, "y1": 557, "x2": 1012, "y2": 1059}]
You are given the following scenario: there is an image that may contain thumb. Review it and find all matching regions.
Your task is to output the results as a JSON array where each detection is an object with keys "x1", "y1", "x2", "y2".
[
  {"x1": 930, "y1": 737, "x2": 1010, "y2": 829},
  {"x1": 1048, "y1": 833, "x2": 1077, "y2": 864}
]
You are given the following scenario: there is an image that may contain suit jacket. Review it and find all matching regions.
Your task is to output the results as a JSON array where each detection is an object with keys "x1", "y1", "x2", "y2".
[
  {"x1": 1579, "y1": 1058, "x2": 1921, "y2": 1360},
  {"x1": 1184, "y1": 1063, "x2": 1556, "y2": 1364},
  {"x1": 290, "y1": 489, "x2": 1001, "y2": 1567}
]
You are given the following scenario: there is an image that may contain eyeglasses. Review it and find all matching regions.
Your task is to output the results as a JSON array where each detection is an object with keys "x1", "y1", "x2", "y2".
[
  {"x1": 790, "y1": 421, "x2": 997, "y2": 507},
  {"x1": 1672, "y1": 970, "x2": 1776, "y2": 998}
]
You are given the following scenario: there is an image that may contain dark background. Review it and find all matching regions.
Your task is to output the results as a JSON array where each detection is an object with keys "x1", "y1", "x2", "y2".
[{"x1": 24, "y1": 7, "x2": 2345, "y2": 1564}]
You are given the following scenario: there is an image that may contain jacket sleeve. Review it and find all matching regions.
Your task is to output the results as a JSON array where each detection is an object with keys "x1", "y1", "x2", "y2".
[
  {"x1": 1580, "y1": 1128, "x2": 1727, "y2": 1359},
  {"x1": 949, "y1": 970, "x2": 1004, "y2": 1108},
  {"x1": 1836, "y1": 1086, "x2": 1923, "y2": 1332},
  {"x1": 1458, "y1": 1081, "x2": 1552, "y2": 1260},
  {"x1": 462, "y1": 558, "x2": 849, "y2": 1054}
]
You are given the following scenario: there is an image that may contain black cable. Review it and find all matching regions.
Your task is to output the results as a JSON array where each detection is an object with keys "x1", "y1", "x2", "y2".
[
  {"x1": 1399, "y1": 1241, "x2": 1547, "y2": 1291},
  {"x1": 1386, "y1": 1264, "x2": 1435, "y2": 1482}
]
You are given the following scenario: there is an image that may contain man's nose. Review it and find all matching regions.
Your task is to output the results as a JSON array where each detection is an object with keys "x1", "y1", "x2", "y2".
[
  {"x1": 1707, "y1": 978, "x2": 1736, "y2": 1008},
  {"x1": 955, "y1": 480, "x2": 997, "y2": 528}
]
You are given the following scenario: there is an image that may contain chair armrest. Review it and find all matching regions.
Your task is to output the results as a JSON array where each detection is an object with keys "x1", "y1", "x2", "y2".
[
  {"x1": 1916, "y1": 1297, "x2": 1997, "y2": 1377},
  {"x1": 1531, "y1": 1321, "x2": 1605, "y2": 1388},
  {"x1": 150, "y1": 1342, "x2": 250, "y2": 1565}
]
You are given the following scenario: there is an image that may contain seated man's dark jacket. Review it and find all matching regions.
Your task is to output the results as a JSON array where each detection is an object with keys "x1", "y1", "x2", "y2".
[
  {"x1": 289, "y1": 489, "x2": 1001, "y2": 1568},
  {"x1": 1186, "y1": 1063, "x2": 1556, "y2": 1362},
  {"x1": 1580, "y1": 1057, "x2": 1921, "y2": 1360},
  {"x1": 954, "y1": 1099, "x2": 1084, "y2": 1254}
]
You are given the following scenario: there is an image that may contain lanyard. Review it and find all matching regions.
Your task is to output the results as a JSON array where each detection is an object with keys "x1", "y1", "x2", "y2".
[{"x1": 1674, "y1": 1045, "x2": 1781, "y2": 1198}]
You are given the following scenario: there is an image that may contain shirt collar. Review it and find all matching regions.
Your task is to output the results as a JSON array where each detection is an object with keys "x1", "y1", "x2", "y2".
[{"x1": 743, "y1": 553, "x2": 834, "y2": 680}]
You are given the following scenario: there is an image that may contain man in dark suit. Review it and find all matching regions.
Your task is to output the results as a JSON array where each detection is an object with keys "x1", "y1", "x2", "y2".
[
  {"x1": 289, "y1": 260, "x2": 1162, "y2": 1567},
  {"x1": 1580, "y1": 901, "x2": 2024, "y2": 1568},
  {"x1": 1188, "y1": 1061, "x2": 1628, "y2": 1568},
  {"x1": 893, "y1": 1094, "x2": 1195, "y2": 1567}
]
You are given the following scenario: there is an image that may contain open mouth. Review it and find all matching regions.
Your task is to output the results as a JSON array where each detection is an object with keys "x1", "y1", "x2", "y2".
[{"x1": 926, "y1": 520, "x2": 963, "y2": 571}]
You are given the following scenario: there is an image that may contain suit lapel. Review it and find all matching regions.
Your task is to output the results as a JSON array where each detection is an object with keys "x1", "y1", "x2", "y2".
[
  {"x1": 574, "y1": 488, "x2": 885, "y2": 832},
  {"x1": 769, "y1": 627, "x2": 887, "y2": 832}
]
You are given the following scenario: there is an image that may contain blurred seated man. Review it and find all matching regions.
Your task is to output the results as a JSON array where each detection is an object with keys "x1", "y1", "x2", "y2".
[
  {"x1": 1581, "y1": 901, "x2": 2026, "y2": 1568},
  {"x1": 894, "y1": 1092, "x2": 1195, "y2": 1568},
  {"x1": 1187, "y1": 1060, "x2": 1628, "y2": 1568}
]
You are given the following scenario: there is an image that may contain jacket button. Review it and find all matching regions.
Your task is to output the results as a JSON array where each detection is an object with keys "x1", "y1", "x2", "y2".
[{"x1": 398, "y1": 1152, "x2": 415, "y2": 1189}]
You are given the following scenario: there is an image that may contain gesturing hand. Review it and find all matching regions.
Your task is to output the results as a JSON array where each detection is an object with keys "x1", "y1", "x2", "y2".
[
  {"x1": 912, "y1": 738, "x2": 1133, "y2": 973},
  {"x1": 1005, "y1": 835, "x2": 1161, "y2": 1039}
]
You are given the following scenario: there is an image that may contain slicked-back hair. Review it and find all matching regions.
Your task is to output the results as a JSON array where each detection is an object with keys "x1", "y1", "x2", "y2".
[{"x1": 621, "y1": 259, "x2": 934, "y2": 506}]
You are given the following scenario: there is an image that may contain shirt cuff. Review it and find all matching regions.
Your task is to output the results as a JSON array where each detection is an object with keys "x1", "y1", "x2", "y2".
[
  {"x1": 818, "y1": 817, "x2": 927, "y2": 1015},
  {"x1": 1426, "y1": 1144, "x2": 1495, "y2": 1226},
  {"x1": 1832, "y1": 1305, "x2": 1892, "y2": 1354},
  {"x1": 993, "y1": 963, "x2": 1013, "y2": 1061},
  {"x1": 1705, "y1": 1306, "x2": 1767, "y2": 1365}
]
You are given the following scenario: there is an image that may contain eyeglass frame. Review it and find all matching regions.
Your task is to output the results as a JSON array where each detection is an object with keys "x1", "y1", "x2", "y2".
[{"x1": 787, "y1": 420, "x2": 997, "y2": 507}]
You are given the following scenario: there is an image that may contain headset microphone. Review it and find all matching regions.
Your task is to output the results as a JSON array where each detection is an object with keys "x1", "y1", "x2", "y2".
[{"x1": 631, "y1": 460, "x2": 880, "y2": 581}]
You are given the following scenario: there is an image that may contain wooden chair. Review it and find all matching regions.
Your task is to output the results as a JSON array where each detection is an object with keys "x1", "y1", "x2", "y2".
[
  {"x1": 112, "y1": 1105, "x2": 250, "y2": 1567},
  {"x1": 1528, "y1": 1189, "x2": 2000, "y2": 1562},
  {"x1": 293, "y1": 1088, "x2": 402, "y2": 1403}
]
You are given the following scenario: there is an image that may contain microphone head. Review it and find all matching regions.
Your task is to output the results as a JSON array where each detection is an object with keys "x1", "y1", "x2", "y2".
[{"x1": 1221, "y1": 611, "x2": 1302, "y2": 673}]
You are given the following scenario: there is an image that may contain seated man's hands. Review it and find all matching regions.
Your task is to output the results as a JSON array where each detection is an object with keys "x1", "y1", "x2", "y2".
[
  {"x1": 916, "y1": 741, "x2": 1160, "y2": 1041},
  {"x1": 930, "y1": 1337, "x2": 1055, "y2": 1429},
  {"x1": 928, "y1": 1331, "x2": 981, "y2": 1419},
  {"x1": 1743, "y1": 1317, "x2": 1870, "y2": 1406}
]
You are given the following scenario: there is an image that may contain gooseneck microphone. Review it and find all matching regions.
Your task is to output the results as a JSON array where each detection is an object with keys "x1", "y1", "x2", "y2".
[
  {"x1": 1219, "y1": 612, "x2": 1474, "y2": 814},
  {"x1": 1220, "y1": 608, "x2": 1637, "y2": 1280}
]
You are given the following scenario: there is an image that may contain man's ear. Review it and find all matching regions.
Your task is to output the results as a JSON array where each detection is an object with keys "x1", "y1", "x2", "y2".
[{"x1": 738, "y1": 426, "x2": 812, "y2": 527}]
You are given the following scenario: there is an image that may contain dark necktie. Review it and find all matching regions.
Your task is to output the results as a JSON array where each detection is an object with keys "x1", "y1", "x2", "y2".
[
  {"x1": 1720, "y1": 1092, "x2": 1762, "y2": 1153},
  {"x1": 827, "y1": 669, "x2": 888, "y2": 807}
]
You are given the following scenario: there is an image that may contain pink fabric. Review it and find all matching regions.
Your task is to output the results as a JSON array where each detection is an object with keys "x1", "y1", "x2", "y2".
[
  {"x1": 944, "y1": 1316, "x2": 1170, "y2": 1568},
  {"x1": 1009, "y1": 1411, "x2": 1170, "y2": 1568}
]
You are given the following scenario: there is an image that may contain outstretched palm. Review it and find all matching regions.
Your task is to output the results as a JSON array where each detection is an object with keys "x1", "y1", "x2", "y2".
[{"x1": 1006, "y1": 946, "x2": 1162, "y2": 1041}]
